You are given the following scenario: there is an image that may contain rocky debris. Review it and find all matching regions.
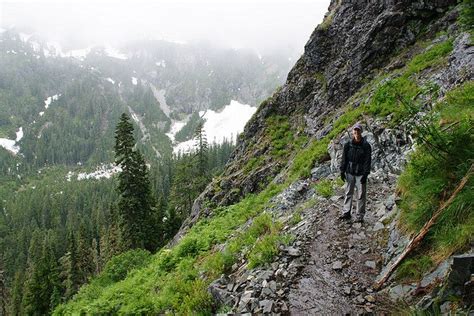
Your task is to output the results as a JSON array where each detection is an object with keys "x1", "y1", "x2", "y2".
[
  {"x1": 388, "y1": 284, "x2": 417, "y2": 301},
  {"x1": 329, "y1": 123, "x2": 414, "y2": 176},
  {"x1": 332, "y1": 261, "x2": 343, "y2": 271},
  {"x1": 311, "y1": 162, "x2": 332, "y2": 181},
  {"x1": 365, "y1": 261, "x2": 377, "y2": 269},
  {"x1": 208, "y1": 211, "x2": 310, "y2": 315},
  {"x1": 433, "y1": 32, "x2": 474, "y2": 95},
  {"x1": 414, "y1": 252, "x2": 474, "y2": 312},
  {"x1": 383, "y1": 211, "x2": 410, "y2": 265},
  {"x1": 284, "y1": 247, "x2": 302, "y2": 257},
  {"x1": 269, "y1": 180, "x2": 311, "y2": 216},
  {"x1": 373, "y1": 222, "x2": 385, "y2": 232}
]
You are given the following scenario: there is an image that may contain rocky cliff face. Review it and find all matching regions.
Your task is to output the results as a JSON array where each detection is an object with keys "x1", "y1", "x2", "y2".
[
  {"x1": 173, "y1": 0, "x2": 459, "y2": 238},
  {"x1": 171, "y1": 0, "x2": 473, "y2": 314}
]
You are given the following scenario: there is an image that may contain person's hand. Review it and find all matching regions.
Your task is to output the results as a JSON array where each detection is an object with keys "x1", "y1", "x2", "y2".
[
  {"x1": 361, "y1": 174, "x2": 368, "y2": 183},
  {"x1": 340, "y1": 172, "x2": 346, "y2": 182}
]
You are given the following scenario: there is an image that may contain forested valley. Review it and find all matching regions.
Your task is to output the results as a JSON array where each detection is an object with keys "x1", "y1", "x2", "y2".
[{"x1": 0, "y1": 28, "x2": 285, "y2": 314}]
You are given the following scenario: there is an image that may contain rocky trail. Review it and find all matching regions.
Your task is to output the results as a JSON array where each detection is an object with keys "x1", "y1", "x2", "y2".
[
  {"x1": 287, "y1": 172, "x2": 399, "y2": 314},
  {"x1": 210, "y1": 169, "x2": 404, "y2": 314}
]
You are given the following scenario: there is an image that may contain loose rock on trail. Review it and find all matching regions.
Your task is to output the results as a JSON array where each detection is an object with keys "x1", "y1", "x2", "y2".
[{"x1": 287, "y1": 173, "x2": 398, "y2": 314}]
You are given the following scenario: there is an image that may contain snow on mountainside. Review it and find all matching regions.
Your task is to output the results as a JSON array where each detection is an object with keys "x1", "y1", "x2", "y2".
[
  {"x1": 66, "y1": 164, "x2": 122, "y2": 181},
  {"x1": 0, "y1": 127, "x2": 23, "y2": 155},
  {"x1": 173, "y1": 100, "x2": 256, "y2": 154}
]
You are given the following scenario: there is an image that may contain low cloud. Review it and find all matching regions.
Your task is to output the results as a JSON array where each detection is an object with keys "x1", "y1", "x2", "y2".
[{"x1": 0, "y1": 0, "x2": 330, "y2": 54}]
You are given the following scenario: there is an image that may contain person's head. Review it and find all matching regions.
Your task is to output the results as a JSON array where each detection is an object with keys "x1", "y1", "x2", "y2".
[{"x1": 352, "y1": 123, "x2": 362, "y2": 142}]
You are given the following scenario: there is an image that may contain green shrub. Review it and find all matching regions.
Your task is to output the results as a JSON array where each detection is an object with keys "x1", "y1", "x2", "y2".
[
  {"x1": 102, "y1": 249, "x2": 152, "y2": 282},
  {"x1": 397, "y1": 82, "x2": 474, "y2": 275},
  {"x1": 248, "y1": 233, "x2": 280, "y2": 268},
  {"x1": 459, "y1": 0, "x2": 474, "y2": 31},
  {"x1": 315, "y1": 178, "x2": 335, "y2": 198},
  {"x1": 176, "y1": 237, "x2": 204, "y2": 258}
]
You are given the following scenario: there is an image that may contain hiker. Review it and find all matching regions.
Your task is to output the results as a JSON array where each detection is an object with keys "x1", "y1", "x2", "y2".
[{"x1": 339, "y1": 123, "x2": 372, "y2": 222}]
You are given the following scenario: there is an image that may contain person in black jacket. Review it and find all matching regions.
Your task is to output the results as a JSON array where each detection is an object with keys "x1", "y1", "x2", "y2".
[{"x1": 339, "y1": 123, "x2": 372, "y2": 222}]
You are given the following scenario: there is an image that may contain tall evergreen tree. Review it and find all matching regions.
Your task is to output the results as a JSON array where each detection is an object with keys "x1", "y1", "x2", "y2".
[
  {"x1": 114, "y1": 113, "x2": 159, "y2": 251},
  {"x1": 22, "y1": 236, "x2": 60, "y2": 315},
  {"x1": 193, "y1": 121, "x2": 209, "y2": 176},
  {"x1": 59, "y1": 231, "x2": 80, "y2": 300},
  {"x1": 9, "y1": 271, "x2": 23, "y2": 316},
  {"x1": 0, "y1": 255, "x2": 6, "y2": 316}
]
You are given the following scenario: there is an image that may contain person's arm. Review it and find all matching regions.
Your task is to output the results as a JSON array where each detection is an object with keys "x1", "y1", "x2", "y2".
[
  {"x1": 363, "y1": 142, "x2": 372, "y2": 176},
  {"x1": 340, "y1": 142, "x2": 348, "y2": 180}
]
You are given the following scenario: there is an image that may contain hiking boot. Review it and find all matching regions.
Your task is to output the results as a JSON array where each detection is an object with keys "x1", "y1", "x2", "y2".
[{"x1": 339, "y1": 212, "x2": 351, "y2": 220}]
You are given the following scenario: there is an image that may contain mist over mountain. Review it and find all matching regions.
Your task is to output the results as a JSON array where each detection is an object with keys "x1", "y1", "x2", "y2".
[{"x1": 1, "y1": 0, "x2": 330, "y2": 57}]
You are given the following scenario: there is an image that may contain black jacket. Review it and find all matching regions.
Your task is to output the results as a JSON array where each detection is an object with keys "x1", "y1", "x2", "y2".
[{"x1": 340, "y1": 137, "x2": 372, "y2": 176}]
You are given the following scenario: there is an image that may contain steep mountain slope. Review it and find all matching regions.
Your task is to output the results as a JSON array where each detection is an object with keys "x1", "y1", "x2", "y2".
[
  {"x1": 55, "y1": 0, "x2": 472, "y2": 314},
  {"x1": 0, "y1": 30, "x2": 292, "y2": 314}
]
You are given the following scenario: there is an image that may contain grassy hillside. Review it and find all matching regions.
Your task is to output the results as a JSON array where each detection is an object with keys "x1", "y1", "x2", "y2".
[{"x1": 54, "y1": 19, "x2": 474, "y2": 313}]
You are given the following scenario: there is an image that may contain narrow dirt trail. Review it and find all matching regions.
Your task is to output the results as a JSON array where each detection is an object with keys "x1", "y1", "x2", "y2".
[{"x1": 288, "y1": 176, "x2": 396, "y2": 314}]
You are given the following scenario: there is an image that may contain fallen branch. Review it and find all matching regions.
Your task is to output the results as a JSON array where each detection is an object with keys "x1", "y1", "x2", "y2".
[{"x1": 374, "y1": 164, "x2": 473, "y2": 290}]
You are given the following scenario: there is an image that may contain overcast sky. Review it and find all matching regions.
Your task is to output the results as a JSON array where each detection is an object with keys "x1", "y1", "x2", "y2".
[{"x1": 0, "y1": 0, "x2": 330, "y2": 54}]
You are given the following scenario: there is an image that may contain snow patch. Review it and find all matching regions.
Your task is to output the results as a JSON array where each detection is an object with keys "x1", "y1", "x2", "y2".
[
  {"x1": 39, "y1": 111, "x2": 44, "y2": 116},
  {"x1": 152, "y1": 145, "x2": 161, "y2": 158},
  {"x1": 75, "y1": 164, "x2": 122, "y2": 181},
  {"x1": 106, "y1": 77, "x2": 115, "y2": 84},
  {"x1": 0, "y1": 127, "x2": 23, "y2": 155},
  {"x1": 132, "y1": 77, "x2": 138, "y2": 85},
  {"x1": 128, "y1": 106, "x2": 149, "y2": 142},
  {"x1": 105, "y1": 46, "x2": 128, "y2": 60},
  {"x1": 16, "y1": 127, "x2": 23, "y2": 142},
  {"x1": 173, "y1": 100, "x2": 256, "y2": 154},
  {"x1": 44, "y1": 94, "x2": 60, "y2": 109},
  {"x1": 0, "y1": 138, "x2": 19, "y2": 155},
  {"x1": 66, "y1": 47, "x2": 91, "y2": 58},
  {"x1": 150, "y1": 85, "x2": 170, "y2": 117},
  {"x1": 166, "y1": 119, "x2": 188, "y2": 143},
  {"x1": 43, "y1": 41, "x2": 63, "y2": 57},
  {"x1": 155, "y1": 60, "x2": 166, "y2": 67}
]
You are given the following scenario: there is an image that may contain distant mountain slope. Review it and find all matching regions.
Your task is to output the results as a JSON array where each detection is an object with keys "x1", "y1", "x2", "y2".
[{"x1": 0, "y1": 29, "x2": 290, "y2": 170}]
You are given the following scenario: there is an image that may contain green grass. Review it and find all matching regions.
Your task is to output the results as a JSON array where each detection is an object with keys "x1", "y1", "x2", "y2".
[
  {"x1": 396, "y1": 256, "x2": 434, "y2": 282},
  {"x1": 314, "y1": 72, "x2": 328, "y2": 92},
  {"x1": 266, "y1": 115, "x2": 295, "y2": 158},
  {"x1": 364, "y1": 39, "x2": 453, "y2": 124},
  {"x1": 396, "y1": 82, "x2": 474, "y2": 278},
  {"x1": 405, "y1": 39, "x2": 453, "y2": 76},
  {"x1": 459, "y1": 0, "x2": 474, "y2": 39},
  {"x1": 289, "y1": 209, "x2": 303, "y2": 225},
  {"x1": 315, "y1": 178, "x2": 335, "y2": 198},
  {"x1": 243, "y1": 156, "x2": 265, "y2": 173},
  {"x1": 54, "y1": 182, "x2": 287, "y2": 315}
]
